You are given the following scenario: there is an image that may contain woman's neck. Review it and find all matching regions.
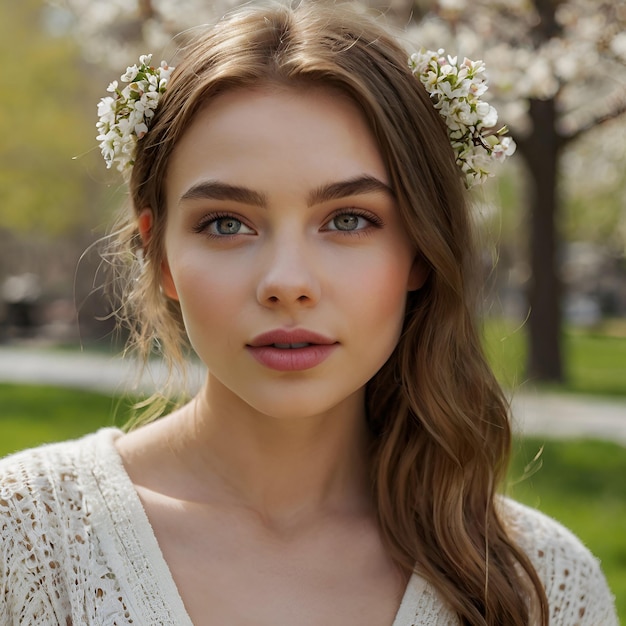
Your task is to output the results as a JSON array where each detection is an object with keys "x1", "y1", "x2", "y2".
[{"x1": 118, "y1": 375, "x2": 374, "y2": 532}]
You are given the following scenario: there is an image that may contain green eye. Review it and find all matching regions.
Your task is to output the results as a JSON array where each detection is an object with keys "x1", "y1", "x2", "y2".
[
  {"x1": 193, "y1": 214, "x2": 255, "y2": 237},
  {"x1": 332, "y1": 214, "x2": 361, "y2": 231}
]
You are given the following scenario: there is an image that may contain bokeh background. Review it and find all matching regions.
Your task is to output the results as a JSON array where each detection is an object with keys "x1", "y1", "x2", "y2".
[
  {"x1": 2, "y1": 0, "x2": 626, "y2": 382},
  {"x1": 1, "y1": 0, "x2": 625, "y2": 618}
]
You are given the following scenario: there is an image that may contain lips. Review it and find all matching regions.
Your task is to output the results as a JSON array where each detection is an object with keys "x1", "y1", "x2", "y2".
[
  {"x1": 246, "y1": 329, "x2": 338, "y2": 371},
  {"x1": 247, "y1": 329, "x2": 337, "y2": 348}
]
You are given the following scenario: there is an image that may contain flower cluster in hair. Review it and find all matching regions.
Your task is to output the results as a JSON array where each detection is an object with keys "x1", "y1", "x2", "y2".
[
  {"x1": 96, "y1": 55, "x2": 175, "y2": 172},
  {"x1": 96, "y1": 50, "x2": 514, "y2": 187},
  {"x1": 409, "y1": 48, "x2": 516, "y2": 189}
]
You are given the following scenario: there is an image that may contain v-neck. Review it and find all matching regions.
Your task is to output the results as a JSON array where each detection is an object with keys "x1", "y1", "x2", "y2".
[{"x1": 85, "y1": 428, "x2": 429, "y2": 626}]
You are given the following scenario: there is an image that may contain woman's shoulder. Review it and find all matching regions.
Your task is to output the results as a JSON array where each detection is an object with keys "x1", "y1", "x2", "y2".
[
  {"x1": 0, "y1": 429, "x2": 121, "y2": 497},
  {"x1": 499, "y1": 497, "x2": 619, "y2": 625},
  {"x1": 0, "y1": 430, "x2": 144, "y2": 623},
  {"x1": 0, "y1": 429, "x2": 123, "y2": 543},
  {"x1": 499, "y1": 496, "x2": 599, "y2": 560}
]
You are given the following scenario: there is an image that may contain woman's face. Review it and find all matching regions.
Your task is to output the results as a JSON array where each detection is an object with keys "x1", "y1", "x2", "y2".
[{"x1": 158, "y1": 85, "x2": 424, "y2": 420}]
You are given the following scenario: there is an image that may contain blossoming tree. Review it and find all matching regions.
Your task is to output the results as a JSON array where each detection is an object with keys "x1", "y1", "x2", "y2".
[{"x1": 401, "y1": 0, "x2": 626, "y2": 382}]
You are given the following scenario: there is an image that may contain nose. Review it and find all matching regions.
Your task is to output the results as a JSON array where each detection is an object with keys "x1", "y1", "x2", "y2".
[{"x1": 256, "y1": 238, "x2": 321, "y2": 309}]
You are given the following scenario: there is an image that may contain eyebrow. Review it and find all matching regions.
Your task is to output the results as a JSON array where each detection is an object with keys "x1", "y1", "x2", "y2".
[
  {"x1": 307, "y1": 175, "x2": 394, "y2": 206},
  {"x1": 178, "y1": 175, "x2": 393, "y2": 208},
  {"x1": 179, "y1": 181, "x2": 267, "y2": 207}
]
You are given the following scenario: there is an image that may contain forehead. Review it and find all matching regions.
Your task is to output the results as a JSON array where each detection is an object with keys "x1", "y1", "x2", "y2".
[{"x1": 164, "y1": 84, "x2": 388, "y2": 206}]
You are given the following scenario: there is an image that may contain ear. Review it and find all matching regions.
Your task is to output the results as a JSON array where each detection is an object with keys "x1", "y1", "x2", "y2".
[
  {"x1": 137, "y1": 209, "x2": 153, "y2": 246},
  {"x1": 407, "y1": 255, "x2": 429, "y2": 292},
  {"x1": 137, "y1": 208, "x2": 179, "y2": 301}
]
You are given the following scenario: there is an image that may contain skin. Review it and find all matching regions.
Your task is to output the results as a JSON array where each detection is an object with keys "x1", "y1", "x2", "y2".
[{"x1": 116, "y1": 85, "x2": 426, "y2": 626}]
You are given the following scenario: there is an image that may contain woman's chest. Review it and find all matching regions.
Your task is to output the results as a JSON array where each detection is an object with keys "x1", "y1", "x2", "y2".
[
  {"x1": 143, "y1": 497, "x2": 407, "y2": 626},
  {"x1": 167, "y1": 547, "x2": 406, "y2": 626}
]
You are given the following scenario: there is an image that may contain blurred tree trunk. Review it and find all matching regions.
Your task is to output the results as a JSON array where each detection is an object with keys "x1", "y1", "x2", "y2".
[
  {"x1": 517, "y1": 98, "x2": 564, "y2": 382},
  {"x1": 522, "y1": 0, "x2": 563, "y2": 382}
]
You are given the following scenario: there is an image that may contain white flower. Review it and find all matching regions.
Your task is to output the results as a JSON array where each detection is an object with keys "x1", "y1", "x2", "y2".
[
  {"x1": 457, "y1": 104, "x2": 480, "y2": 127},
  {"x1": 477, "y1": 103, "x2": 498, "y2": 128},
  {"x1": 491, "y1": 136, "x2": 517, "y2": 162},
  {"x1": 409, "y1": 48, "x2": 515, "y2": 189},
  {"x1": 438, "y1": 79, "x2": 471, "y2": 100},
  {"x1": 96, "y1": 54, "x2": 175, "y2": 172},
  {"x1": 134, "y1": 122, "x2": 149, "y2": 139},
  {"x1": 121, "y1": 64, "x2": 139, "y2": 82},
  {"x1": 97, "y1": 97, "x2": 116, "y2": 124}
]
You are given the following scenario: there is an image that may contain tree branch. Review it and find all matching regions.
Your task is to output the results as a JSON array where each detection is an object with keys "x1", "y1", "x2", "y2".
[
  {"x1": 138, "y1": 0, "x2": 156, "y2": 20},
  {"x1": 559, "y1": 86, "x2": 626, "y2": 146}
]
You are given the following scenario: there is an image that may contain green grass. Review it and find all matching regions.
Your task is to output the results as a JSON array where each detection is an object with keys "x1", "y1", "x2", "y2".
[
  {"x1": 0, "y1": 383, "x2": 131, "y2": 456},
  {"x1": 0, "y1": 383, "x2": 624, "y2": 621},
  {"x1": 508, "y1": 437, "x2": 626, "y2": 619},
  {"x1": 483, "y1": 317, "x2": 626, "y2": 396}
]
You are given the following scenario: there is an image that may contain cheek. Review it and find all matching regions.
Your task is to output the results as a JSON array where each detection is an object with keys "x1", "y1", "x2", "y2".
[
  {"x1": 345, "y1": 263, "x2": 409, "y2": 380},
  {"x1": 166, "y1": 251, "x2": 240, "y2": 331},
  {"x1": 339, "y1": 252, "x2": 411, "y2": 362},
  {"x1": 168, "y1": 244, "x2": 247, "y2": 299},
  {"x1": 347, "y1": 248, "x2": 413, "y2": 311}
]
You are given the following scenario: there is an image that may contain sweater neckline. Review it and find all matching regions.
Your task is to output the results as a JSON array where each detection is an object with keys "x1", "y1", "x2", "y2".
[{"x1": 88, "y1": 428, "x2": 427, "y2": 625}]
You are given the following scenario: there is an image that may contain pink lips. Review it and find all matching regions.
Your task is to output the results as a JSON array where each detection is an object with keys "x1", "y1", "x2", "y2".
[{"x1": 246, "y1": 329, "x2": 338, "y2": 371}]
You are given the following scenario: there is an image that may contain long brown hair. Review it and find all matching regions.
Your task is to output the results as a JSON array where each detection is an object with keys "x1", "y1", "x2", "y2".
[{"x1": 108, "y1": 1, "x2": 548, "y2": 623}]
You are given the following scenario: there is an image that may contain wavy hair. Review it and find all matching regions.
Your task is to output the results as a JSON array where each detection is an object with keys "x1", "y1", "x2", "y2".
[{"x1": 107, "y1": 1, "x2": 548, "y2": 623}]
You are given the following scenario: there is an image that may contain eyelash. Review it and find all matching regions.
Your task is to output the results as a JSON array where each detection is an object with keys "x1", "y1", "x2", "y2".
[
  {"x1": 192, "y1": 208, "x2": 384, "y2": 238},
  {"x1": 192, "y1": 212, "x2": 253, "y2": 238},
  {"x1": 325, "y1": 208, "x2": 384, "y2": 232}
]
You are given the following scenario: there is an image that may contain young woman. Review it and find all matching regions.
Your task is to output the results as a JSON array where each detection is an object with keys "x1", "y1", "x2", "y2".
[{"x1": 0, "y1": 2, "x2": 618, "y2": 625}]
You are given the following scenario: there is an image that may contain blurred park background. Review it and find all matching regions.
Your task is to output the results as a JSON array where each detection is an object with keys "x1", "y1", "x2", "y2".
[{"x1": 1, "y1": 0, "x2": 625, "y2": 618}]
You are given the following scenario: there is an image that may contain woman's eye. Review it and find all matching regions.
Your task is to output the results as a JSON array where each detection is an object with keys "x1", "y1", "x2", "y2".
[
  {"x1": 325, "y1": 212, "x2": 373, "y2": 232},
  {"x1": 214, "y1": 217, "x2": 244, "y2": 235},
  {"x1": 197, "y1": 215, "x2": 255, "y2": 236}
]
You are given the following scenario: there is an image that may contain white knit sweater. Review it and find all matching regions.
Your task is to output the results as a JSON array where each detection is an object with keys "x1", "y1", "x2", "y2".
[{"x1": 0, "y1": 429, "x2": 618, "y2": 625}]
